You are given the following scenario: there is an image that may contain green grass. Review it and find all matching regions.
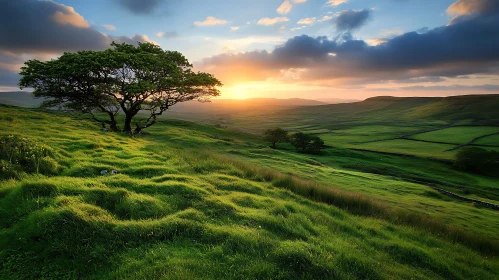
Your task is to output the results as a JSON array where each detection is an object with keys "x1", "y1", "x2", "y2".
[
  {"x1": 1, "y1": 105, "x2": 499, "y2": 279},
  {"x1": 474, "y1": 133, "x2": 499, "y2": 146},
  {"x1": 350, "y1": 139, "x2": 457, "y2": 160},
  {"x1": 410, "y1": 126, "x2": 499, "y2": 144}
]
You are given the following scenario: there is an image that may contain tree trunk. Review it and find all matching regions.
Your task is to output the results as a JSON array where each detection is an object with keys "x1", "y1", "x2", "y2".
[
  {"x1": 109, "y1": 121, "x2": 119, "y2": 132},
  {"x1": 107, "y1": 113, "x2": 119, "y2": 132},
  {"x1": 134, "y1": 123, "x2": 143, "y2": 135},
  {"x1": 123, "y1": 114, "x2": 134, "y2": 134}
]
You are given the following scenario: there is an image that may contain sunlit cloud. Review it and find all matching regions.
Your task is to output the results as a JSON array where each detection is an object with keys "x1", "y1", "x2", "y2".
[
  {"x1": 102, "y1": 24, "x2": 116, "y2": 31},
  {"x1": 297, "y1": 17, "x2": 316, "y2": 25},
  {"x1": 194, "y1": 16, "x2": 228, "y2": 26},
  {"x1": 257, "y1": 17, "x2": 289, "y2": 26},
  {"x1": 51, "y1": 6, "x2": 89, "y2": 28},
  {"x1": 326, "y1": 0, "x2": 348, "y2": 7},
  {"x1": 277, "y1": 0, "x2": 293, "y2": 15},
  {"x1": 230, "y1": 26, "x2": 240, "y2": 31},
  {"x1": 446, "y1": 0, "x2": 498, "y2": 16},
  {"x1": 318, "y1": 15, "x2": 333, "y2": 22},
  {"x1": 365, "y1": 38, "x2": 387, "y2": 46}
]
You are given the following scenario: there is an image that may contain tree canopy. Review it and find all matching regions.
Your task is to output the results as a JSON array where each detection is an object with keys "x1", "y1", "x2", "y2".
[
  {"x1": 19, "y1": 42, "x2": 222, "y2": 134},
  {"x1": 454, "y1": 147, "x2": 499, "y2": 176},
  {"x1": 290, "y1": 133, "x2": 325, "y2": 154},
  {"x1": 263, "y1": 128, "x2": 288, "y2": 149}
]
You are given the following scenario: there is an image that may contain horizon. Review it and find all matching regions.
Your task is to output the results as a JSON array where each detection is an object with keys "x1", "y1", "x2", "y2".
[{"x1": 1, "y1": 0, "x2": 499, "y2": 99}]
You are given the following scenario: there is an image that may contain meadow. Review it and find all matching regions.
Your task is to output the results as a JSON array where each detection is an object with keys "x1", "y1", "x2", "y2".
[{"x1": 0, "y1": 104, "x2": 498, "y2": 279}]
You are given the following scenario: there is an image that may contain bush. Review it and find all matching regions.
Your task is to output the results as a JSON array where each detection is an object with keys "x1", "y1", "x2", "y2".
[
  {"x1": 0, "y1": 135, "x2": 58, "y2": 179},
  {"x1": 454, "y1": 147, "x2": 499, "y2": 176},
  {"x1": 263, "y1": 128, "x2": 288, "y2": 149},
  {"x1": 289, "y1": 133, "x2": 325, "y2": 154}
]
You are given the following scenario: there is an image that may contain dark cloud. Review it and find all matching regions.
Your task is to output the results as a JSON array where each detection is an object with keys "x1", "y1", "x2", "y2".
[
  {"x1": 334, "y1": 9, "x2": 372, "y2": 32},
  {"x1": 370, "y1": 84, "x2": 499, "y2": 92},
  {"x1": 0, "y1": 0, "x2": 110, "y2": 54},
  {"x1": 0, "y1": 0, "x2": 158, "y2": 88},
  {"x1": 393, "y1": 77, "x2": 446, "y2": 84},
  {"x1": 116, "y1": 0, "x2": 162, "y2": 14},
  {"x1": 201, "y1": 4, "x2": 499, "y2": 85}
]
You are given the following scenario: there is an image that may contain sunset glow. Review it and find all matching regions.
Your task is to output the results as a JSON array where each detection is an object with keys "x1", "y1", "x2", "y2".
[{"x1": 0, "y1": 0, "x2": 498, "y2": 99}]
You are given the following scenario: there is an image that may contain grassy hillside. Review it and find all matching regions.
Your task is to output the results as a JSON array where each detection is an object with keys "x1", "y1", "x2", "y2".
[
  {"x1": 276, "y1": 95, "x2": 499, "y2": 126},
  {"x1": 0, "y1": 105, "x2": 498, "y2": 279}
]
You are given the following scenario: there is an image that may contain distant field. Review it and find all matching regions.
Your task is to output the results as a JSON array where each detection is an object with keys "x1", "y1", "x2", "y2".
[
  {"x1": 351, "y1": 139, "x2": 457, "y2": 160},
  {"x1": 474, "y1": 133, "x2": 499, "y2": 146},
  {"x1": 312, "y1": 125, "x2": 427, "y2": 149},
  {"x1": 301, "y1": 128, "x2": 330, "y2": 134},
  {"x1": 410, "y1": 126, "x2": 499, "y2": 144}
]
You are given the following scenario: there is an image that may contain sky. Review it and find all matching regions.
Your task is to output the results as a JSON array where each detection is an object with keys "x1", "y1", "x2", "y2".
[{"x1": 1, "y1": 0, "x2": 498, "y2": 100}]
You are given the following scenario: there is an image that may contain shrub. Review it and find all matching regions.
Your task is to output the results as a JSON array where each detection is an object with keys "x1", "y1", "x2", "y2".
[
  {"x1": 289, "y1": 133, "x2": 325, "y2": 154},
  {"x1": 0, "y1": 135, "x2": 58, "y2": 178},
  {"x1": 263, "y1": 128, "x2": 288, "y2": 149},
  {"x1": 454, "y1": 147, "x2": 499, "y2": 176}
]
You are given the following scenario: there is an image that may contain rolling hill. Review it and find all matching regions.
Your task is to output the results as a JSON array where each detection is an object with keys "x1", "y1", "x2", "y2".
[
  {"x1": 275, "y1": 95, "x2": 499, "y2": 126},
  {"x1": 0, "y1": 91, "x2": 42, "y2": 108},
  {"x1": 0, "y1": 105, "x2": 498, "y2": 279}
]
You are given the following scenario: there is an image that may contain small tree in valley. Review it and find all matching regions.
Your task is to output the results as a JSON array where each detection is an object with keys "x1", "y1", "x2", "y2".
[
  {"x1": 263, "y1": 128, "x2": 288, "y2": 148},
  {"x1": 290, "y1": 132, "x2": 325, "y2": 154}
]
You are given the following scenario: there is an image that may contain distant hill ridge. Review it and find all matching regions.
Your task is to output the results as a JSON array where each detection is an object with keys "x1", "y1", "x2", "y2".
[{"x1": 279, "y1": 94, "x2": 499, "y2": 125}]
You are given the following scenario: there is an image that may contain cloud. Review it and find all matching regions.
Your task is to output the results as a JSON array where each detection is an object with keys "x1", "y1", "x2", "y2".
[
  {"x1": 326, "y1": 0, "x2": 348, "y2": 7},
  {"x1": 0, "y1": 0, "x2": 159, "y2": 88},
  {"x1": 277, "y1": 0, "x2": 308, "y2": 15},
  {"x1": 257, "y1": 17, "x2": 290, "y2": 26},
  {"x1": 277, "y1": 1, "x2": 293, "y2": 15},
  {"x1": 0, "y1": 0, "x2": 110, "y2": 54},
  {"x1": 447, "y1": 0, "x2": 499, "y2": 16},
  {"x1": 102, "y1": 24, "x2": 117, "y2": 31},
  {"x1": 116, "y1": 0, "x2": 162, "y2": 14},
  {"x1": 291, "y1": 26, "x2": 307, "y2": 32},
  {"x1": 446, "y1": 0, "x2": 499, "y2": 24},
  {"x1": 155, "y1": 31, "x2": 178, "y2": 38},
  {"x1": 318, "y1": 15, "x2": 333, "y2": 22},
  {"x1": 372, "y1": 84, "x2": 499, "y2": 92},
  {"x1": 200, "y1": 5, "x2": 499, "y2": 86},
  {"x1": 194, "y1": 16, "x2": 228, "y2": 26},
  {"x1": 334, "y1": 9, "x2": 372, "y2": 32},
  {"x1": 113, "y1": 34, "x2": 158, "y2": 45},
  {"x1": 297, "y1": 17, "x2": 316, "y2": 25},
  {"x1": 230, "y1": 26, "x2": 240, "y2": 31},
  {"x1": 365, "y1": 38, "x2": 387, "y2": 46},
  {"x1": 51, "y1": 6, "x2": 90, "y2": 28}
]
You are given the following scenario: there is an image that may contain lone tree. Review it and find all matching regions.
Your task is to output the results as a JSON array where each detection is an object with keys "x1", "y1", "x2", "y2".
[
  {"x1": 19, "y1": 42, "x2": 222, "y2": 134},
  {"x1": 290, "y1": 132, "x2": 325, "y2": 154},
  {"x1": 263, "y1": 128, "x2": 288, "y2": 148}
]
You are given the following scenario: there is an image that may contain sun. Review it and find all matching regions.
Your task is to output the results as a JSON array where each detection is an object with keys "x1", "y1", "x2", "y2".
[{"x1": 221, "y1": 86, "x2": 249, "y2": 99}]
